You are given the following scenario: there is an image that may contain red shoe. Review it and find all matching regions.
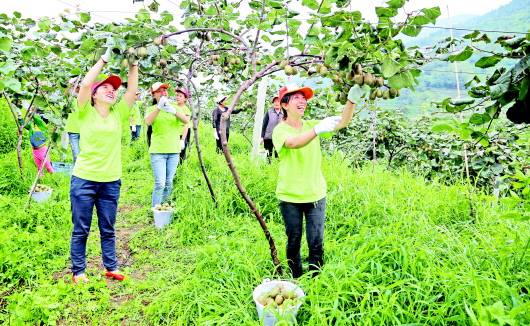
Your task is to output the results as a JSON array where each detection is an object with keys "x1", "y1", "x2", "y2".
[
  {"x1": 72, "y1": 273, "x2": 89, "y2": 284},
  {"x1": 105, "y1": 270, "x2": 125, "y2": 281}
]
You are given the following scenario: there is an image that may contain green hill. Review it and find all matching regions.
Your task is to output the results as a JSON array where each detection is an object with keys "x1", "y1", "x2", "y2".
[{"x1": 389, "y1": 0, "x2": 530, "y2": 116}]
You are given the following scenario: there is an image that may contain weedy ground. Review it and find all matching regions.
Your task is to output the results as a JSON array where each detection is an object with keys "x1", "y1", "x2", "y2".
[{"x1": 0, "y1": 128, "x2": 528, "y2": 325}]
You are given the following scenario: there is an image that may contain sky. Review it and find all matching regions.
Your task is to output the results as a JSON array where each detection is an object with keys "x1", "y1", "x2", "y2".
[{"x1": 2, "y1": 0, "x2": 513, "y2": 23}]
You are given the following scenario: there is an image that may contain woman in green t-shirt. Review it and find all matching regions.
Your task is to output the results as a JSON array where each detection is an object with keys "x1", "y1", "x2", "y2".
[
  {"x1": 69, "y1": 47, "x2": 138, "y2": 284},
  {"x1": 145, "y1": 82, "x2": 190, "y2": 207},
  {"x1": 271, "y1": 83, "x2": 365, "y2": 278},
  {"x1": 175, "y1": 88, "x2": 192, "y2": 161}
]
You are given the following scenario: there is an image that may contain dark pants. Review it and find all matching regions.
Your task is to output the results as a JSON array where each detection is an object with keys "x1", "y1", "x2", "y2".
[
  {"x1": 70, "y1": 176, "x2": 121, "y2": 276},
  {"x1": 130, "y1": 125, "x2": 141, "y2": 141},
  {"x1": 279, "y1": 198, "x2": 326, "y2": 278},
  {"x1": 263, "y1": 138, "x2": 277, "y2": 160},
  {"x1": 180, "y1": 132, "x2": 191, "y2": 161},
  {"x1": 216, "y1": 132, "x2": 229, "y2": 153}
]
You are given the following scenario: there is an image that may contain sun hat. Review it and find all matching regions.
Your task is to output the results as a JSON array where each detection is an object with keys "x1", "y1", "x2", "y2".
[
  {"x1": 150, "y1": 82, "x2": 170, "y2": 94},
  {"x1": 278, "y1": 84, "x2": 314, "y2": 102}
]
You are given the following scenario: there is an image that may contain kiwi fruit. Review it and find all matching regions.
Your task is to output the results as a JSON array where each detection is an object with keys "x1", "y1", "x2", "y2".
[
  {"x1": 353, "y1": 74, "x2": 364, "y2": 86},
  {"x1": 136, "y1": 47, "x2": 148, "y2": 58},
  {"x1": 354, "y1": 63, "x2": 363, "y2": 75}
]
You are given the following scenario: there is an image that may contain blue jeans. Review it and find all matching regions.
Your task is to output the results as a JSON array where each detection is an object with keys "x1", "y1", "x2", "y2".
[
  {"x1": 130, "y1": 125, "x2": 141, "y2": 141},
  {"x1": 150, "y1": 153, "x2": 179, "y2": 207},
  {"x1": 279, "y1": 198, "x2": 326, "y2": 278},
  {"x1": 68, "y1": 132, "x2": 80, "y2": 163},
  {"x1": 70, "y1": 176, "x2": 121, "y2": 276}
]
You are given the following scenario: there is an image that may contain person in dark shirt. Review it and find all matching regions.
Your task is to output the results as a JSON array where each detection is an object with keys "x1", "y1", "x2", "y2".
[
  {"x1": 211, "y1": 96, "x2": 243, "y2": 153},
  {"x1": 261, "y1": 95, "x2": 283, "y2": 160}
]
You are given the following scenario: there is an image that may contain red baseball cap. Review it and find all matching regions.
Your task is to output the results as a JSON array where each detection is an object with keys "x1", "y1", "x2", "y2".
[
  {"x1": 278, "y1": 84, "x2": 313, "y2": 102},
  {"x1": 176, "y1": 88, "x2": 189, "y2": 98},
  {"x1": 91, "y1": 75, "x2": 122, "y2": 94}
]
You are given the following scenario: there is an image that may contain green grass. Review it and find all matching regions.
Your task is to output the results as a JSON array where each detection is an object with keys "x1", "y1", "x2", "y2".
[{"x1": 0, "y1": 127, "x2": 528, "y2": 325}]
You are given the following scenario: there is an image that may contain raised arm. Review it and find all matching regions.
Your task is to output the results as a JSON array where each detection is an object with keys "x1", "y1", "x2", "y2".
[
  {"x1": 77, "y1": 58, "x2": 106, "y2": 108},
  {"x1": 123, "y1": 63, "x2": 139, "y2": 108}
]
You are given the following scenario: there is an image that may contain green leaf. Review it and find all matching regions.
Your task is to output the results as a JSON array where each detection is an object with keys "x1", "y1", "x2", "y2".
[
  {"x1": 401, "y1": 25, "x2": 421, "y2": 37},
  {"x1": 0, "y1": 60, "x2": 17, "y2": 74},
  {"x1": 79, "y1": 12, "x2": 91, "y2": 23},
  {"x1": 463, "y1": 30, "x2": 480, "y2": 39},
  {"x1": 136, "y1": 9, "x2": 150, "y2": 22},
  {"x1": 271, "y1": 40, "x2": 283, "y2": 47},
  {"x1": 450, "y1": 98, "x2": 475, "y2": 106},
  {"x1": 386, "y1": 0, "x2": 405, "y2": 9},
  {"x1": 490, "y1": 82, "x2": 509, "y2": 100},
  {"x1": 375, "y1": 7, "x2": 398, "y2": 18},
  {"x1": 2, "y1": 77, "x2": 22, "y2": 93},
  {"x1": 469, "y1": 113, "x2": 491, "y2": 125},
  {"x1": 388, "y1": 71, "x2": 414, "y2": 89},
  {"x1": 421, "y1": 7, "x2": 441, "y2": 22},
  {"x1": 0, "y1": 36, "x2": 12, "y2": 52},
  {"x1": 447, "y1": 46, "x2": 473, "y2": 62},
  {"x1": 475, "y1": 55, "x2": 502, "y2": 68},
  {"x1": 302, "y1": 0, "x2": 319, "y2": 10},
  {"x1": 382, "y1": 57, "x2": 400, "y2": 78},
  {"x1": 431, "y1": 123, "x2": 454, "y2": 133}
]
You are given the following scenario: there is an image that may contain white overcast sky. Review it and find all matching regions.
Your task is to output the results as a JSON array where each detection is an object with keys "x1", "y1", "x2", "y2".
[{"x1": 2, "y1": 0, "x2": 512, "y2": 23}]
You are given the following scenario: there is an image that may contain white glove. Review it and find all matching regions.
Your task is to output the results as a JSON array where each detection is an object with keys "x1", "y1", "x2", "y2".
[
  {"x1": 314, "y1": 116, "x2": 341, "y2": 135},
  {"x1": 180, "y1": 139, "x2": 185, "y2": 151},
  {"x1": 101, "y1": 47, "x2": 113, "y2": 63},
  {"x1": 347, "y1": 84, "x2": 371, "y2": 103},
  {"x1": 157, "y1": 96, "x2": 176, "y2": 114},
  {"x1": 213, "y1": 129, "x2": 219, "y2": 140},
  {"x1": 131, "y1": 125, "x2": 136, "y2": 132}
]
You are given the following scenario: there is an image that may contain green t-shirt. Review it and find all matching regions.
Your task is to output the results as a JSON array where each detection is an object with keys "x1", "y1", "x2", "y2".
[
  {"x1": 64, "y1": 99, "x2": 80, "y2": 133},
  {"x1": 272, "y1": 120, "x2": 327, "y2": 203},
  {"x1": 72, "y1": 99, "x2": 130, "y2": 182},
  {"x1": 130, "y1": 101, "x2": 142, "y2": 126},
  {"x1": 146, "y1": 104, "x2": 186, "y2": 154}
]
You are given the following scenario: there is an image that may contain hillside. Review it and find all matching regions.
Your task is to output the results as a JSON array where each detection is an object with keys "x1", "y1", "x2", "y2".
[{"x1": 389, "y1": 0, "x2": 530, "y2": 115}]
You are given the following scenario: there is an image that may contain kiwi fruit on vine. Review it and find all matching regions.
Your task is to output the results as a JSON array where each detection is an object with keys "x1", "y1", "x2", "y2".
[
  {"x1": 369, "y1": 90, "x2": 377, "y2": 100},
  {"x1": 363, "y1": 73, "x2": 375, "y2": 87},
  {"x1": 375, "y1": 89, "x2": 383, "y2": 98},
  {"x1": 223, "y1": 66, "x2": 230, "y2": 72},
  {"x1": 376, "y1": 76, "x2": 384, "y2": 87},
  {"x1": 136, "y1": 47, "x2": 148, "y2": 58},
  {"x1": 389, "y1": 88, "x2": 398, "y2": 98},
  {"x1": 228, "y1": 57, "x2": 237, "y2": 65},
  {"x1": 120, "y1": 58, "x2": 129, "y2": 68},
  {"x1": 153, "y1": 36, "x2": 164, "y2": 45},
  {"x1": 354, "y1": 63, "x2": 363, "y2": 75},
  {"x1": 317, "y1": 64, "x2": 328, "y2": 75},
  {"x1": 127, "y1": 47, "x2": 136, "y2": 56},
  {"x1": 382, "y1": 90, "x2": 390, "y2": 99},
  {"x1": 284, "y1": 65, "x2": 297, "y2": 75},
  {"x1": 353, "y1": 74, "x2": 364, "y2": 86},
  {"x1": 279, "y1": 60, "x2": 289, "y2": 68},
  {"x1": 159, "y1": 58, "x2": 167, "y2": 67}
]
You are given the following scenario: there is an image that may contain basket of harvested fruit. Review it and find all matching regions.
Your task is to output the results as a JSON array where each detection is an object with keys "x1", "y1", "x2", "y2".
[
  {"x1": 253, "y1": 279, "x2": 305, "y2": 325},
  {"x1": 152, "y1": 203, "x2": 173, "y2": 229},
  {"x1": 30, "y1": 184, "x2": 53, "y2": 203}
]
